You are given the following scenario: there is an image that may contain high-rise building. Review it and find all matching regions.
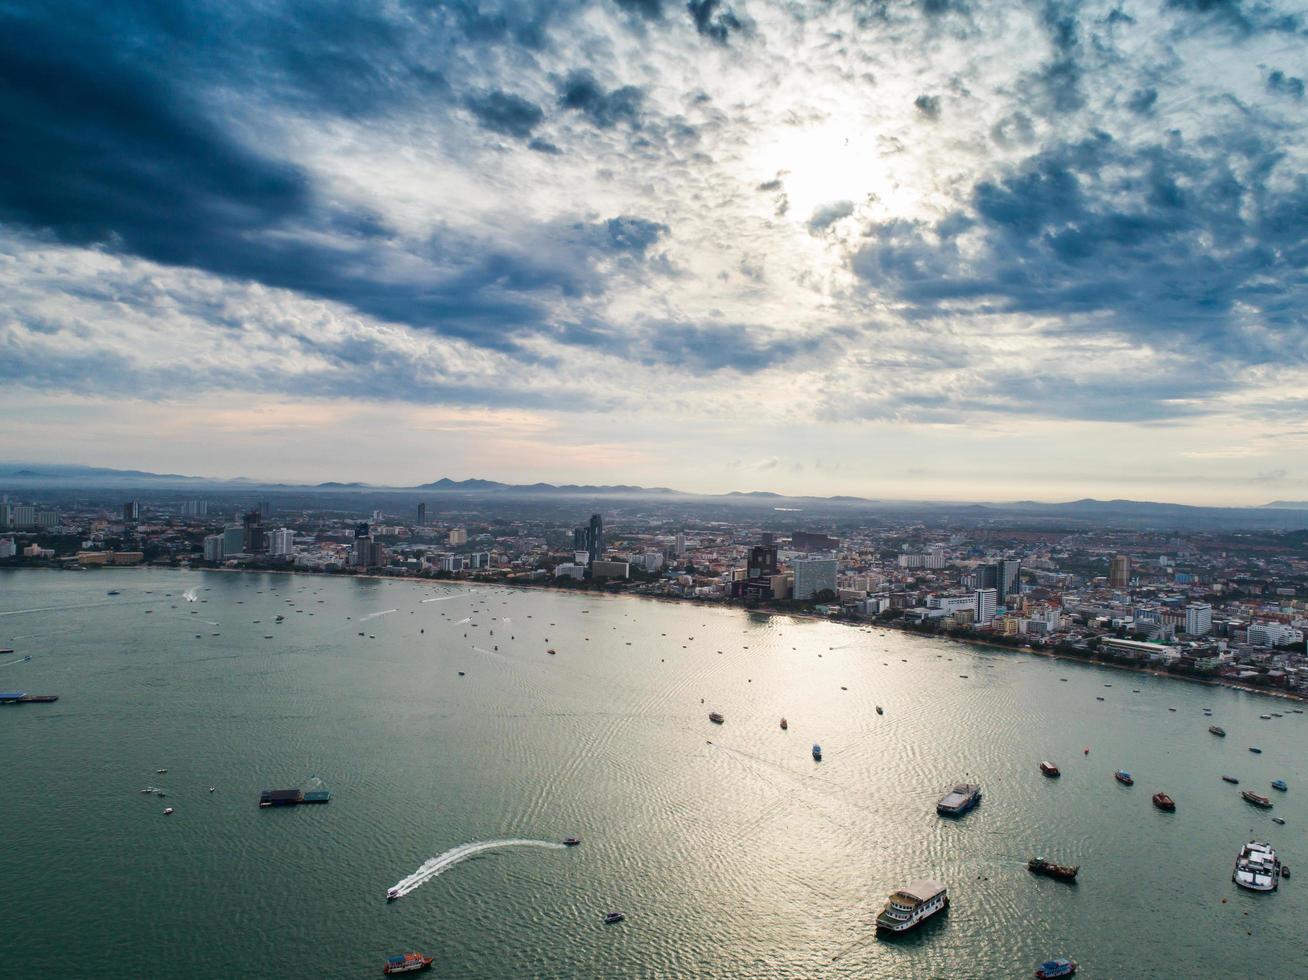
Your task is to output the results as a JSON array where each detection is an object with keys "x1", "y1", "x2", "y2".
[
  {"x1": 12, "y1": 505, "x2": 35, "y2": 529},
  {"x1": 0, "y1": 537, "x2": 15, "y2": 558},
  {"x1": 269, "y1": 529, "x2": 295, "y2": 556},
  {"x1": 35, "y1": 510, "x2": 58, "y2": 528},
  {"x1": 997, "y1": 559, "x2": 1021, "y2": 604},
  {"x1": 242, "y1": 510, "x2": 265, "y2": 553},
  {"x1": 748, "y1": 545, "x2": 779, "y2": 578},
  {"x1": 123, "y1": 501, "x2": 140, "y2": 521},
  {"x1": 573, "y1": 526, "x2": 588, "y2": 552},
  {"x1": 259, "y1": 500, "x2": 272, "y2": 521},
  {"x1": 760, "y1": 531, "x2": 774, "y2": 547},
  {"x1": 0, "y1": 502, "x2": 11, "y2": 528},
  {"x1": 674, "y1": 532, "x2": 686, "y2": 557},
  {"x1": 1109, "y1": 555, "x2": 1132, "y2": 588},
  {"x1": 203, "y1": 534, "x2": 224, "y2": 562},
  {"x1": 352, "y1": 524, "x2": 381, "y2": 567},
  {"x1": 184, "y1": 500, "x2": 208, "y2": 517},
  {"x1": 974, "y1": 588, "x2": 998, "y2": 624},
  {"x1": 221, "y1": 526, "x2": 245, "y2": 557},
  {"x1": 791, "y1": 530, "x2": 839, "y2": 552},
  {"x1": 1185, "y1": 602, "x2": 1212, "y2": 637},
  {"x1": 587, "y1": 514, "x2": 604, "y2": 565},
  {"x1": 792, "y1": 557, "x2": 838, "y2": 601},
  {"x1": 416, "y1": 502, "x2": 427, "y2": 526},
  {"x1": 449, "y1": 527, "x2": 468, "y2": 546}
]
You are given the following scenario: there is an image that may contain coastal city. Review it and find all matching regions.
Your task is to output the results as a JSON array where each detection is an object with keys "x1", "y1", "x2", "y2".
[{"x1": 5, "y1": 490, "x2": 1307, "y2": 700}]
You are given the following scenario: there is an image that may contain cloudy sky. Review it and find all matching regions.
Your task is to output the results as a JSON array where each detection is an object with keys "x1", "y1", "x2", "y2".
[{"x1": 2, "y1": 1, "x2": 1307, "y2": 503}]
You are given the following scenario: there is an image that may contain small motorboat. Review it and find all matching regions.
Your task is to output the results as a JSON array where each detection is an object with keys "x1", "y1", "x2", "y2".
[
  {"x1": 780, "y1": 718, "x2": 788, "y2": 730},
  {"x1": 563, "y1": 837, "x2": 581, "y2": 846},
  {"x1": 603, "y1": 912, "x2": 625, "y2": 924},
  {"x1": 1209, "y1": 726, "x2": 1226, "y2": 737},
  {"x1": 155, "y1": 790, "x2": 166, "y2": 798},
  {"x1": 139, "y1": 787, "x2": 155, "y2": 794},
  {"x1": 812, "y1": 744, "x2": 822, "y2": 761},
  {"x1": 875, "y1": 705, "x2": 884, "y2": 715},
  {"x1": 156, "y1": 769, "x2": 167, "y2": 774},
  {"x1": 1152, "y1": 792, "x2": 1176, "y2": 812},
  {"x1": 547, "y1": 649, "x2": 556, "y2": 655},
  {"x1": 106, "y1": 590, "x2": 120, "y2": 596},
  {"x1": 1035, "y1": 959, "x2": 1077, "y2": 979},
  {"x1": 1243, "y1": 790, "x2": 1273, "y2": 809},
  {"x1": 1250, "y1": 747, "x2": 1263, "y2": 754},
  {"x1": 1083, "y1": 747, "x2": 1089, "y2": 755},
  {"x1": 1272, "y1": 779, "x2": 1288, "y2": 791},
  {"x1": 708, "y1": 711, "x2": 724, "y2": 724},
  {"x1": 1222, "y1": 775, "x2": 1239, "y2": 784},
  {"x1": 382, "y1": 952, "x2": 433, "y2": 974},
  {"x1": 209, "y1": 787, "x2": 215, "y2": 793},
  {"x1": 1095, "y1": 696, "x2": 1105, "y2": 701},
  {"x1": 457, "y1": 671, "x2": 465, "y2": 676},
  {"x1": 1040, "y1": 761, "x2": 1061, "y2": 778},
  {"x1": 1114, "y1": 770, "x2": 1134, "y2": 786},
  {"x1": 1260, "y1": 714, "x2": 1272, "y2": 720},
  {"x1": 163, "y1": 807, "x2": 174, "y2": 815},
  {"x1": 1273, "y1": 817, "x2": 1286, "y2": 826},
  {"x1": 386, "y1": 887, "x2": 401, "y2": 901}
]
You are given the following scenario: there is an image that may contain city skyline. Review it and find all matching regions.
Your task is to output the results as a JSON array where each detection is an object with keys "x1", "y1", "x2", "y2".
[{"x1": 4, "y1": 1, "x2": 1308, "y2": 505}]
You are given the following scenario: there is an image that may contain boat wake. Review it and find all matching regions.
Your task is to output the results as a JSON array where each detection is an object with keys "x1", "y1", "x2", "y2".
[
  {"x1": 183, "y1": 589, "x2": 198, "y2": 603},
  {"x1": 388, "y1": 839, "x2": 564, "y2": 899},
  {"x1": 421, "y1": 595, "x2": 459, "y2": 603},
  {"x1": 360, "y1": 608, "x2": 397, "y2": 622},
  {"x1": 0, "y1": 656, "x2": 32, "y2": 668},
  {"x1": 454, "y1": 616, "x2": 472, "y2": 625}
]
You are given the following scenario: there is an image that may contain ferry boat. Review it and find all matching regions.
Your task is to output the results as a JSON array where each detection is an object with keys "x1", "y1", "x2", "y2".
[
  {"x1": 1271, "y1": 779, "x2": 1288, "y2": 792},
  {"x1": 1035, "y1": 958, "x2": 1078, "y2": 979},
  {"x1": 875, "y1": 879, "x2": 948, "y2": 934},
  {"x1": 1028, "y1": 857, "x2": 1079, "y2": 881},
  {"x1": 1114, "y1": 770, "x2": 1134, "y2": 786},
  {"x1": 382, "y1": 952, "x2": 433, "y2": 974},
  {"x1": 1152, "y1": 792, "x2": 1176, "y2": 812},
  {"x1": 812, "y1": 743, "x2": 822, "y2": 761},
  {"x1": 708, "y1": 711, "x2": 724, "y2": 724},
  {"x1": 1242, "y1": 790, "x2": 1273, "y2": 809},
  {"x1": 1222, "y1": 775, "x2": 1239, "y2": 784},
  {"x1": 1209, "y1": 726, "x2": 1226, "y2": 737},
  {"x1": 1232, "y1": 841, "x2": 1280, "y2": 892},
  {"x1": 1039, "y1": 761, "x2": 1061, "y2": 778},
  {"x1": 936, "y1": 783, "x2": 982, "y2": 816}
]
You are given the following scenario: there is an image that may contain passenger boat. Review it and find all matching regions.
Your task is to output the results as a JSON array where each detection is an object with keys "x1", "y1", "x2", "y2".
[
  {"x1": 1114, "y1": 770, "x2": 1134, "y2": 786},
  {"x1": 603, "y1": 912, "x2": 625, "y2": 924},
  {"x1": 1209, "y1": 726, "x2": 1226, "y2": 737},
  {"x1": 1028, "y1": 857, "x2": 1078, "y2": 881},
  {"x1": 875, "y1": 879, "x2": 948, "y2": 934},
  {"x1": 708, "y1": 711, "x2": 724, "y2": 724},
  {"x1": 382, "y1": 952, "x2": 433, "y2": 974},
  {"x1": 1152, "y1": 792, "x2": 1176, "y2": 812},
  {"x1": 1222, "y1": 775, "x2": 1239, "y2": 784},
  {"x1": 1242, "y1": 790, "x2": 1273, "y2": 809},
  {"x1": 1232, "y1": 841, "x2": 1280, "y2": 892},
  {"x1": 1035, "y1": 958, "x2": 1078, "y2": 979},
  {"x1": 563, "y1": 837, "x2": 581, "y2": 846},
  {"x1": 1271, "y1": 779, "x2": 1287, "y2": 791},
  {"x1": 1039, "y1": 761, "x2": 1061, "y2": 778},
  {"x1": 780, "y1": 718, "x2": 788, "y2": 730},
  {"x1": 936, "y1": 783, "x2": 982, "y2": 816},
  {"x1": 812, "y1": 743, "x2": 822, "y2": 761}
]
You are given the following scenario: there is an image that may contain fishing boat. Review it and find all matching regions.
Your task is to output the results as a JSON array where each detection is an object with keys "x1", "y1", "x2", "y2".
[
  {"x1": 708, "y1": 711, "x2": 724, "y2": 724},
  {"x1": 936, "y1": 783, "x2": 982, "y2": 816},
  {"x1": 1152, "y1": 792, "x2": 1176, "y2": 812},
  {"x1": 382, "y1": 952, "x2": 433, "y2": 974},
  {"x1": 603, "y1": 912, "x2": 625, "y2": 924},
  {"x1": 1222, "y1": 775, "x2": 1239, "y2": 785},
  {"x1": 1232, "y1": 841, "x2": 1280, "y2": 892},
  {"x1": 1028, "y1": 857, "x2": 1079, "y2": 881},
  {"x1": 812, "y1": 743, "x2": 822, "y2": 761},
  {"x1": 563, "y1": 837, "x2": 581, "y2": 846},
  {"x1": 1271, "y1": 779, "x2": 1288, "y2": 791},
  {"x1": 1035, "y1": 958, "x2": 1078, "y2": 978},
  {"x1": 1209, "y1": 726, "x2": 1226, "y2": 737},
  {"x1": 1039, "y1": 761, "x2": 1061, "y2": 778},
  {"x1": 780, "y1": 718, "x2": 788, "y2": 730},
  {"x1": 1243, "y1": 790, "x2": 1273, "y2": 809},
  {"x1": 875, "y1": 880, "x2": 948, "y2": 934},
  {"x1": 1114, "y1": 770, "x2": 1134, "y2": 786}
]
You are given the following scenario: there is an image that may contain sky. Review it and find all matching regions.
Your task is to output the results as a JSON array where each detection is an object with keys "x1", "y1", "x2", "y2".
[{"x1": 2, "y1": 0, "x2": 1307, "y2": 504}]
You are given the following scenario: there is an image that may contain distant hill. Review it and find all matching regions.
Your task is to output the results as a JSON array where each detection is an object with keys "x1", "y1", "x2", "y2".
[{"x1": 1263, "y1": 501, "x2": 1308, "y2": 510}]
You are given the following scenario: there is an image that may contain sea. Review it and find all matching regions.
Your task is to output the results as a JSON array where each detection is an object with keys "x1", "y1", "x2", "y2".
[{"x1": 2, "y1": 567, "x2": 1305, "y2": 978}]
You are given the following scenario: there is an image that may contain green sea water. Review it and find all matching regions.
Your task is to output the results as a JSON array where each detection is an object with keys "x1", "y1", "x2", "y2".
[{"x1": 2, "y1": 567, "x2": 1305, "y2": 978}]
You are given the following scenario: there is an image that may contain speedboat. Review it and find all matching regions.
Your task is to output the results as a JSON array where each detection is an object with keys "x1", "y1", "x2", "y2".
[
  {"x1": 156, "y1": 769, "x2": 167, "y2": 774},
  {"x1": 1272, "y1": 779, "x2": 1288, "y2": 791},
  {"x1": 1114, "y1": 770, "x2": 1134, "y2": 786},
  {"x1": 163, "y1": 807, "x2": 174, "y2": 815},
  {"x1": 1152, "y1": 792, "x2": 1176, "y2": 812},
  {"x1": 1259, "y1": 714, "x2": 1272, "y2": 720},
  {"x1": 563, "y1": 837, "x2": 581, "y2": 846},
  {"x1": 1035, "y1": 958, "x2": 1077, "y2": 978},
  {"x1": 140, "y1": 786, "x2": 155, "y2": 794},
  {"x1": 708, "y1": 711, "x2": 724, "y2": 724},
  {"x1": 386, "y1": 887, "x2": 401, "y2": 901},
  {"x1": 1273, "y1": 817, "x2": 1286, "y2": 825},
  {"x1": 1250, "y1": 746, "x2": 1263, "y2": 754},
  {"x1": 603, "y1": 912, "x2": 625, "y2": 924}
]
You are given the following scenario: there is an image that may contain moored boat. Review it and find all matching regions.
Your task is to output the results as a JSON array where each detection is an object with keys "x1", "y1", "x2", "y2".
[
  {"x1": 708, "y1": 711, "x2": 724, "y2": 724},
  {"x1": 1250, "y1": 746, "x2": 1263, "y2": 754},
  {"x1": 936, "y1": 783, "x2": 982, "y2": 816},
  {"x1": 1035, "y1": 958, "x2": 1078, "y2": 979},
  {"x1": 1222, "y1": 775, "x2": 1239, "y2": 784},
  {"x1": 875, "y1": 879, "x2": 948, "y2": 934},
  {"x1": 1232, "y1": 841, "x2": 1280, "y2": 892},
  {"x1": 1243, "y1": 790, "x2": 1273, "y2": 809},
  {"x1": 812, "y1": 743, "x2": 822, "y2": 761},
  {"x1": 603, "y1": 911, "x2": 625, "y2": 924},
  {"x1": 1152, "y1": 792, "x2": 1176, "y2": 812},
  {"x1": 1271, "y1": 779, "x2": 1287, "y2": 792},
  {"x1": 1114, "y1": 770, "x2": 1134, "y2": 786},
  {"x1": 1039, "y1": 761, "x2": 1061, "y2": 778},
  {"x1": 876, "y1": 705, "x2": 884, "y2": 715},
  {"x1": 1028, "y1": 857, "x2": 1079, "y2": 881},
  {"x1": 1209, "y1": 726, "x2": 1226, "y2": 737},
  {"x1": 382, "y1": 952, "x2": 433, "y2": 974}
]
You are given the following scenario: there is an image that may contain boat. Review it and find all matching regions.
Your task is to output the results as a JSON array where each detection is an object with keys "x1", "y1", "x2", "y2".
[
  {"x1": 780, "y1": 718, "x2": 788, "y2": 730},
  {"x1": 1039, "y1": 761, "x2": 1061, "y2": 778},
  {"x1": 107, "y1": 590, "x2": 120, "y2": 596},
  {"x1": 1209, "y1": 726, "x2": 1226, "y2": 737},
  {"x1": 163, "y1": 807, "x2": 174, "y2": 815},
  {"x1": 1271, "y1": 779, "x2": 1287, "y2": 791},
  {"x1": 1293, "y1": 709, "x2": 1304, "y2": 714},
  {"x1": 1152, "y1": 792, "x2": 1176, "y2": 812},
  {"x1": 876, "y1": 705, "x2": 884, "y2": 715},
  {"x1": 1095, "y1": 696, "x2": 1105, "y2": 701},
  {"x1": 1222, "y1": 776, "x2": 1239, "y2": 784},
  {"x1": 812, "y1": 743, "x2": 822, "y2": 761},
  {"x1": 603, "y1": 912, "x2": 625, "y2": 924},
  {"x1": 1271, "y1": 712, "x2": 1283, "y2": 718},
  {"x1": 1243, "y1": 791, "x2": 1273, "y2": 809},
  {"x1": 386, "y1": 887, "x2": 400, "y2": 901},
  {"x1": 1035, "y1": 958, "x2": 1078, "y2": 979},
  {"x1": 1028, "y1": 857, "x2": 1079, "y2": 881},
  {"x1": 1250, "y1": 746, "x2": 1263, "y2": 753},
  {"x1": 1232, "y1": 841, "x2": 1280, "y2": 892},
  {"x1": 156, "y1": 769, "x2": 167, "y2": 774},
  {"x1": 936, "y1": 783, "x2": 982, "y2": 816},
  {"x1": 139, "y1": 787, "x2": 155, "y2": 794},
  {"x1": 563, "y1": 837, "x2": 581, "y2": 846},
  {"x1": 1169, "y1": 707, "x2": 1177, "y2": 712},
  {"x1": 1260, "y1": 714, "x2": 1272, "y2": 720},
  {"x1": 547, "y1": 649, "x2": 556, "y2": 655},
  {"x1": 1273, "y1": 817, "x2": 1286, "y2": 826},
  {"x1": 1114, "y1": 770, "x2": 1134, "y2": 786},
  {"x1": 382, "y1": 952, "x2": 433, "y2": 974},
  {"x1": 708, "y1": 711, "x2": 724, "y2": 724},
  {"x1": 875, "y1": 879, "x2": 948, "y2": 934}
]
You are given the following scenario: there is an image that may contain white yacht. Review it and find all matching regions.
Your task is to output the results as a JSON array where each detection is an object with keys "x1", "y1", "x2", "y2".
[
  {"x1": 875, "y1": 879, "x2": 948, "y2": 933},
  {"x1": 1233, "y1": 841, "x2": 1280, "y2": 892}
]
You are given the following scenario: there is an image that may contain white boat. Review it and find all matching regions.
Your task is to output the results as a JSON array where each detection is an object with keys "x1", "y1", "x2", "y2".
[
  {"x1": 386, "y1": 887, "x2": 401, "y2": 901},
  {"x1": 876, "y1": 879, "x2": 948, "y2": 933},
  {"x1": 1232, "y1": 841, "x2": 1280, "y2": 892}
]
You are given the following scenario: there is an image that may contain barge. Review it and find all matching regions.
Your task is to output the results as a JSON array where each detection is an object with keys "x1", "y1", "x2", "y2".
[
  {"x1": 259, "y1": 776, "x2": 331, "y2": 808},
  {"x1": 0, "y1": 692, "x2": 59, "y2": 704}
]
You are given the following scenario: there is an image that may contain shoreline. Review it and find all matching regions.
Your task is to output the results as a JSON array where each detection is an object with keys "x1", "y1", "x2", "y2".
[{"x1": 15, "y1": 562, "x2": 1308, "y2": 706}]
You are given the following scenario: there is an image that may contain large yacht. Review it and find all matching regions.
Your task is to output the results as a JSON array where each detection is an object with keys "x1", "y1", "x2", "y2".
[
  {"x1": 936, "y1": 784, "x2": 981, "y2": 816},
  {"x1": 875, "y1": 879, "x2": 948, "y2": 934},
  {"x1": 1232, "y1": 841, "x2": 1280, "y2": 892}
]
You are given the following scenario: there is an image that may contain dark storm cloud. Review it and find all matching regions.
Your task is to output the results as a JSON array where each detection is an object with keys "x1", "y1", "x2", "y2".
[
  {"x1": 558, "y1": 71, "x2": 645, "y2": 128},
  {"x1": 642, "y1": 322, "x2": 830, "y2": 372},
  {"x1": 1267, "y1": 70, "x2": 1305, "y2": 98},
  {"x1": 613, "y1": 0, "x2": 666, "y2": 18},
  {"x1": 686, "y1": 0, "x2": 748, "y2": 44},
  {"x1": 464, "y1": 89, "x2": 545, "y2": 138}
]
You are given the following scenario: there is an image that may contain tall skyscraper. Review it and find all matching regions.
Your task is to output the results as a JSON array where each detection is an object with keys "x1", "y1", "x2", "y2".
[
  {"x1": 996, "y1": 559, "x2": 1021, "y2": 604},
  {"x1": 417, "y1": 502, "x2": 427, "y2": 526},
  {"x1": 203, "y1": 534, "x2": 223, "y2": 561},
  {"x1": 760, "y1": 531, "x2": 774, "y2": 547},
  {"x1": 674, "y1": 532, "x2": 686, "y2": 557},
  {"x1": 269, "y1": 529, "x2": 295, "y2": 556},
  {"x1": 242, "y1": 510, "x2": 266, "y2": 553},
  {"x1": 221, "y1": 525, "x2": 245, "y2": 556},
  {"x1": 748, "y1": 545, "x2": 779, "y2": 578},
  {"x1": 123, "y1": 501, "x2": 140, "y2": 521},
  {"x1": 1109, "y1": 555, "x2": 1132, "y2": 587},
  {"x1": 258, "y1": 500, "x2": 272, "y2": 521},
  {"x1": 587, "y1": 513, "x2": 604, "y2": 564},
  {"x1": 1185, "y1": 602, "x2": 1212, "y2": 637}
]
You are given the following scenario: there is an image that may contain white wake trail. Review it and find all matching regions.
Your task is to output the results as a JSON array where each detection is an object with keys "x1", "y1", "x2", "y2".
[
  {"x1": 183, "y1": 589, "x2": 198, "y2": 602},
  {"x1": 388, "y1": 839, "x2": 565, "y2": 898},
  {"x1": 360, "y1": 608, "x2": 398, "y2": 622}
]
